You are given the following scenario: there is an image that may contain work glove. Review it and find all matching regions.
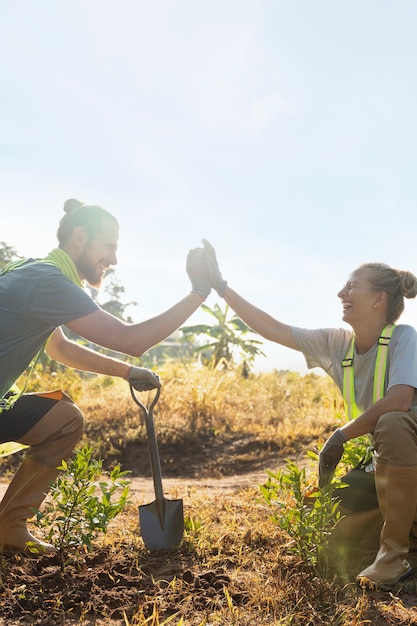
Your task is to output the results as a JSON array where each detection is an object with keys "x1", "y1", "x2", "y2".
[
  {"x1": 186, "y1": 247, "x2": 211, "y2": 300},
  {"x1": 318, "y1": 428, "x2": 347, "y2": 488},
  {"x1": 202, "y1": 239, "x2": 228, "y2": 297},
  {"x1": 126, "y1": 366, "x2": 161, "y2": 391}
]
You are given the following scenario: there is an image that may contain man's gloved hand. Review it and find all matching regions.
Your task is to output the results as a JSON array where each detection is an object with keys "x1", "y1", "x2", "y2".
[
  {"x1": 126, "y1": 366, "x2": 161, "y2": 391},
  {"x1": 202, "y1": 239, "x2": 228, "y2": 297},
  {"x1": 186, "y1": 247, "x2": 211, "y2": 300},
  {"x1": 318, "y1": 428, "x2": 347, "y2": 488}
]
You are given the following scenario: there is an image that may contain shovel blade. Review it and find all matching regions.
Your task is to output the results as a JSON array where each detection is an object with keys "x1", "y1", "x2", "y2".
[{"x1": 139, "y1": 498, "x2": 184, "y2": 551}]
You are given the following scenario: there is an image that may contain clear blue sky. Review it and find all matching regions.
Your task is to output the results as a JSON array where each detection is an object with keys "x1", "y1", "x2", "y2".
[{"x1": 2, "y1": 1, "x2": 417, "y2": 373}]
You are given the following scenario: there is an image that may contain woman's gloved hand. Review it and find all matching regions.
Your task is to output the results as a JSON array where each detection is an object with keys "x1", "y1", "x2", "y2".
[
  {"x1": 318, "y1": 428, "x2": 347, "y2": 487},
  {"x1": 202, "y1": 239, "x2": 228, "y2": 296}
]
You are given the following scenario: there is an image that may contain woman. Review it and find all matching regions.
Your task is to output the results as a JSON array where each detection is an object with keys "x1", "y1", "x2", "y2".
[{"x1": 201, "y1": 239, "x2": 417, "y2": 587}]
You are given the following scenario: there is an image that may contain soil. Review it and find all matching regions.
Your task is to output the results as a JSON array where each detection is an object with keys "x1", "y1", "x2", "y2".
[
  {"x1": 0, "y1": 442, "x2": 280, "y2": 626},
  {"x1": 1, "y1": 441, "x2": 417, "y2": 625},
  {"x1": 107, "y1": 432, "x2": 296, "y2": 480}
]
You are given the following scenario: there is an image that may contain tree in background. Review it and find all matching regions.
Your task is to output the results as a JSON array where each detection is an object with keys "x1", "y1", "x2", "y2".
[
  {"x1": 180, "y1": 302, "x2": 266, "y2": 374},
  {"x1": 90, "y1": 270, "x2": 137, "y2": 323},
  {"x1": 0, "y1": 241, "x2": 21, "y2": 269}
]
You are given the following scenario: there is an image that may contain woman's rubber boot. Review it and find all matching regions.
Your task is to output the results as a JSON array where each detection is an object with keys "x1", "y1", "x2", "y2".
[
  {"x1": 356, "y1": 461, "x2": 417, "y2": 587},
  {"x1": 408, "y1": 497, "x2": 417, "y2": 550},
  {"x1": 0, "y1": 456, "x2": 58, "y2": 554}
]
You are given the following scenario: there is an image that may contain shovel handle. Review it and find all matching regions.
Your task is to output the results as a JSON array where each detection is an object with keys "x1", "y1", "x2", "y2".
[
  {"x1": 129, "y1": 384, "x2": 164, "y2": 504},
  {"x1": 129, "y1": 385, "x2": 161, "y2": 413}
]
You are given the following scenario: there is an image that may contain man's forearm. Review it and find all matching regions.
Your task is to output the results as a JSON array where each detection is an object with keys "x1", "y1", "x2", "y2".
[
  {"x1": 46, "y1": 338, "x2": 130, "y2": 378},
  {"x1": 66, "y1": 292, "x2": 204, "y2": 358},
  {"x1": 124, "y1": 292, "x2": 204, "y2": 355}
]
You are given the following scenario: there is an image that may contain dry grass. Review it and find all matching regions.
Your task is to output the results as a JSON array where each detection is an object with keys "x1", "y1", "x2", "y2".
[
  {"x1": 78, "y1": 364, "x2": 344, "y2": 473},
  {"x1": 1, "y1": 364, "x2": 416, "y2": 624}
]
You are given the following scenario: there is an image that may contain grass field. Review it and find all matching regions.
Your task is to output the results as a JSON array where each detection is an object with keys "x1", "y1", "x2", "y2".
[{"x1": 1, "y1": 364, "x2": 417, "y2": 625}]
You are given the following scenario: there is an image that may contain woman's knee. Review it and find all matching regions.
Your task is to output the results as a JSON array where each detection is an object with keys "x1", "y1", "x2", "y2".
[{"x1": 373, "y1": 411, "x2": 417, "y2": 465}]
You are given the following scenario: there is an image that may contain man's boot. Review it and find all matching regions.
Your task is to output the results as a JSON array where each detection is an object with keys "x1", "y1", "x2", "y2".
[
  {"x1": 0, "y1": 395, "x2": 83, "y2": 554},
  {"x1": 0, "y1": 456, "x2": 58, "y2": 553},
  {"x1": 356, "y1": 461, "x2": 417, "y2": 586}
]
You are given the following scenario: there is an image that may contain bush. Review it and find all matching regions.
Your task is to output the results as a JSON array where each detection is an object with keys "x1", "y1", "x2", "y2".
[{"x1": 33, "y1": 445, "x2": 131, "y2": 571}]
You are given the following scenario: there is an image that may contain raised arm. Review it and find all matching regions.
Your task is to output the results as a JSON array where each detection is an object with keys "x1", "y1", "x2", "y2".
[
  {"x1": 64, "y1": 245, "x2": 212, "y2": 356},
  {"x1": 202, "y1": 239, "x2": 299, "y2": 350},
  {"x1": 223, "y1": 287, "x2": 299, "y2": 349},
  {"x1": 65, "y1": 292, "x2": 205, "y2": 357}
]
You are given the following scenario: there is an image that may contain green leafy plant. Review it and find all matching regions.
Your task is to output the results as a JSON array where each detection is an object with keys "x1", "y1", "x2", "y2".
[
  {"x1": 33, "y1": 445, "x2": 131, "y2": 571},
  {"x1": 180, "y1": 302, "x2": 266, "y2": 370},
  {"x1": 260, "y1": 455, "x2": 344, "y2": 578},
  {"x1": 337, "y1": 434, "x2": 373, "y2": 474}
]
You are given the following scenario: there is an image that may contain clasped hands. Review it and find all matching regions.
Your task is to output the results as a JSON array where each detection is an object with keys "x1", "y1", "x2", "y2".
[
  {"x1": 126, "y1": 240, "x2": 226, "y2": 392},
  {"x1": 186, "y1": 239, "x2": 228, "y2": 300}
]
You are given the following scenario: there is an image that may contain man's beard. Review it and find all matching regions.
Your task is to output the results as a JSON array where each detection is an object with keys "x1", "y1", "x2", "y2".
[{"x1": 76, "y1": 250, "x2": 108, "y2": 288}]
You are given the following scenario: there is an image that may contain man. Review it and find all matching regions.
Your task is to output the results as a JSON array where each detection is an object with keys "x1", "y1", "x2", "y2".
[{"x1": 0, "y1": 198, "x2": 210, "y2": 554}]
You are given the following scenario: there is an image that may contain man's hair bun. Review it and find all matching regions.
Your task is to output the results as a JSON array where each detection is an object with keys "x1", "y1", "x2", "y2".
[
  {"x1": 63, "y1": 199, "x2": 84, "y2": 214},
  {"x1": 57, "y1": 199, "x2": 118, "y2": 245}
]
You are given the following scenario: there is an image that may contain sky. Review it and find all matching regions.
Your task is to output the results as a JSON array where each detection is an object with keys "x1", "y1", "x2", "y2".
[{"x1": 2, "y1": 1, "x2": 417, "y2": 373}]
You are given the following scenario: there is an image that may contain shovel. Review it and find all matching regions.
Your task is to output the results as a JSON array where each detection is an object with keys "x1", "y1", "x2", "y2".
[{"x1": 129, "y1": 384, "x2": 184, "y2": 551}]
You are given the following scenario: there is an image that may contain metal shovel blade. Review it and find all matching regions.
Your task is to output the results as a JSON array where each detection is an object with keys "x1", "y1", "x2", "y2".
[{"x1": 139, "y1": 497, "x2": 184, "y2": 551}]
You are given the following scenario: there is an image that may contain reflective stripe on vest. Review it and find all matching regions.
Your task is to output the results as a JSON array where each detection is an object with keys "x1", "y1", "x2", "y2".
[{"x1": 342, "y1": 323, "x2": 396, "y2": 420}]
